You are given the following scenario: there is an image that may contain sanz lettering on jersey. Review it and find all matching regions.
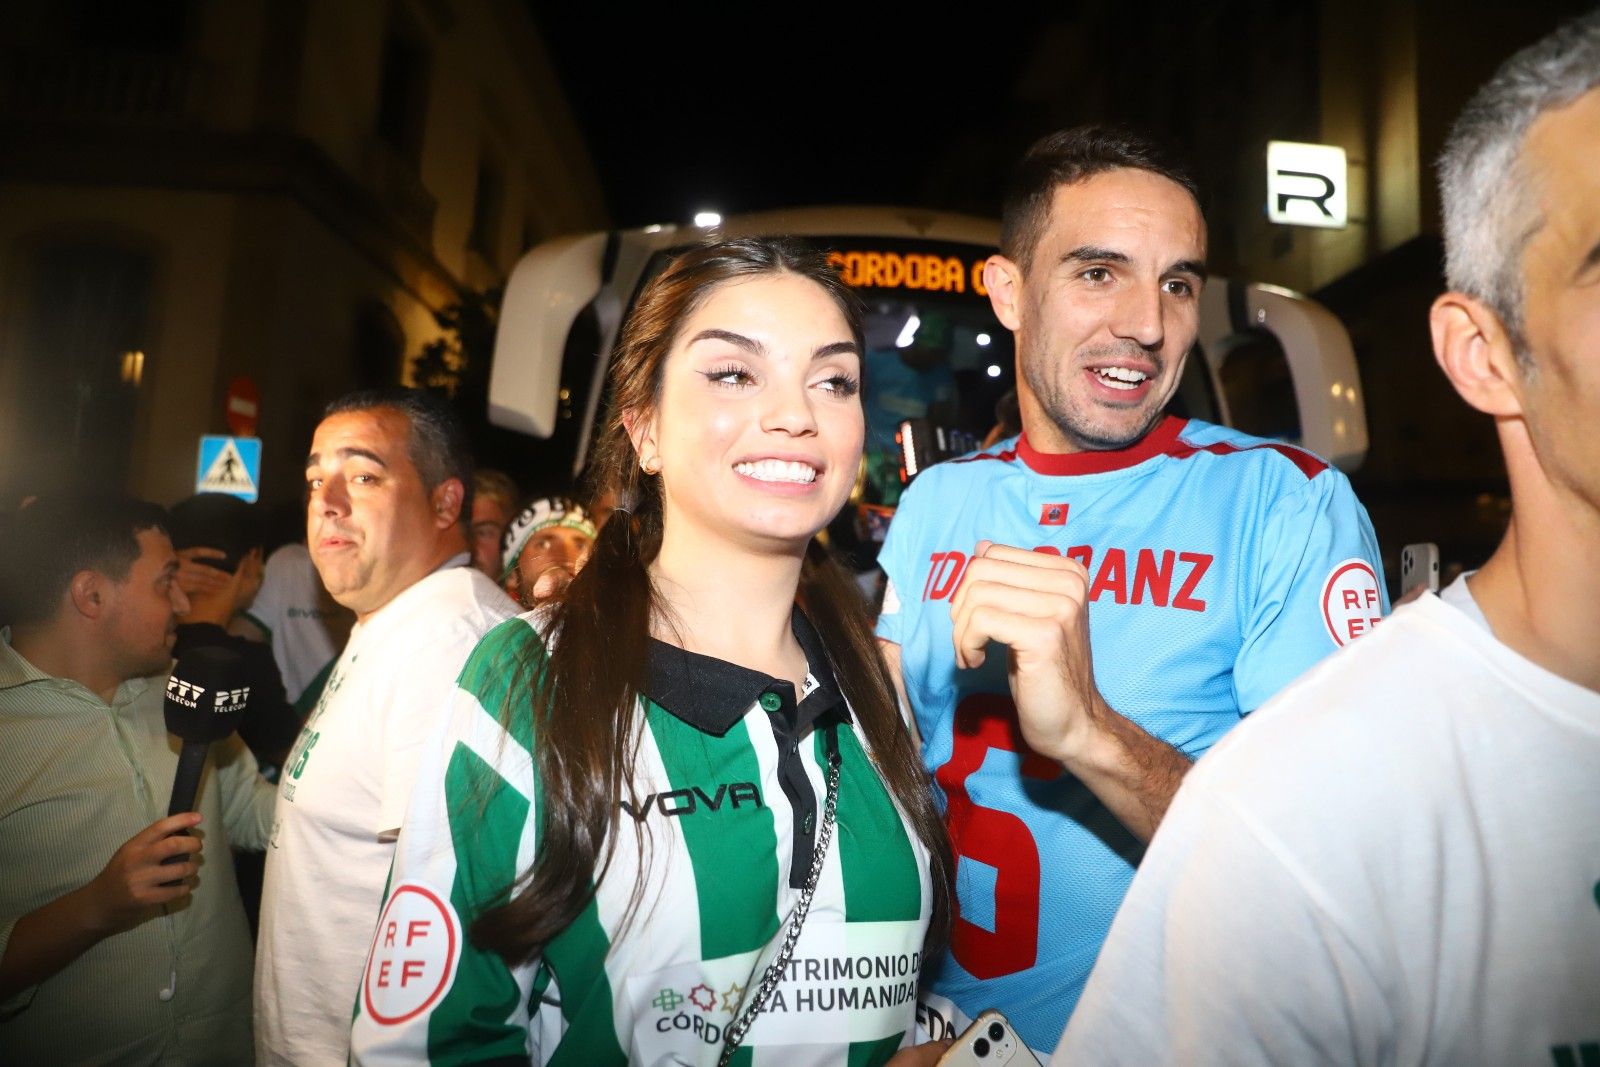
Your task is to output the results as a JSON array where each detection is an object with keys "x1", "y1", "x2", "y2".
[
  {"x1": 922, "y1": 545, "x2": 1214, "y2": 612},
  {"x1": 618, "y1": 781, "x2": 763, "y2": 821}
]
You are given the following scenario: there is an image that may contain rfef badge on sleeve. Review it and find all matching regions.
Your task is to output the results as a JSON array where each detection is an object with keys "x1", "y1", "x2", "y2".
[{"x1": 196, "y1": 435, "x2": 262, "y2": 502}]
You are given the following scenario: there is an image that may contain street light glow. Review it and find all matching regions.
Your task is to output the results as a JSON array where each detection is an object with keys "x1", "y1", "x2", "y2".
[
  {"x1": 693, "y1": 211, "x2": 722, "y2": 228},
  {"x1": 976, "y1": 333, "x2": 992, "y2": 346},
  {"x1": 895, "y1": 315, "x2": 921, "y2": 349},
  {"x1": 986, "y1": 364, "x2": 1003, "y2": 378}
]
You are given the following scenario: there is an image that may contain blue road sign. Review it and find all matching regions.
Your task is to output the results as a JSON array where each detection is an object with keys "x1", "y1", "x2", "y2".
[{"x1": 196, "y1": 435, "x2": 262, "y2": 502}]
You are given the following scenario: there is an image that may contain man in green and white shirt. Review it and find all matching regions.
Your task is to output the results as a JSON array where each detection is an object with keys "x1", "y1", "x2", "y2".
[{"x1": 351, "y1": 611, "x2": 932, "y2": 1066}]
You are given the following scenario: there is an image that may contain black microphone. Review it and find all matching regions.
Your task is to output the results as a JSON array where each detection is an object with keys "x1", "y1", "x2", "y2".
[{"x1": 161, "y1": 647, "x2": 251, "y2": 876}]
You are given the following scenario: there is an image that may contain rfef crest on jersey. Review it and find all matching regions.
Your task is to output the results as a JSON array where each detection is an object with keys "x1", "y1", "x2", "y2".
[
  {"x1": 1038, "y1": 503, "x2": 1069, "y2": 526},
  {"x1": 363, "y1": 882, "x2": 460, "y2": 1025},
  {"x1": 1321, "y1": 559, "x2": 1383, "y2": 646}
]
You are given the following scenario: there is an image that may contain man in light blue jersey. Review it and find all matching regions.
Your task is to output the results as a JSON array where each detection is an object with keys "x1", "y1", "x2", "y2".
[{"x1": 875, "y1": 126, "x2": 1385, "y2": 1055}]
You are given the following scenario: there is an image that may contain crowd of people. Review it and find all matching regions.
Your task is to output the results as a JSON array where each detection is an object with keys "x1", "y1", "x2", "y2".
[{"x1": 1, "y1": 15, "x2": 1597, "y2": 1065}]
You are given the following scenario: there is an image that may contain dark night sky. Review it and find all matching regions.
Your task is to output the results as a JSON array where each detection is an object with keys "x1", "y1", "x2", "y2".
[{"x1": 529, "y1": 4, "x2": 1057, "y2": 227}]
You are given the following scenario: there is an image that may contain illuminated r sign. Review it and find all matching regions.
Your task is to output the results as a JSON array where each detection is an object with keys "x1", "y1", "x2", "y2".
[{"x1": 1267, "y1": 141, "x2": 1349, "y2": 229}]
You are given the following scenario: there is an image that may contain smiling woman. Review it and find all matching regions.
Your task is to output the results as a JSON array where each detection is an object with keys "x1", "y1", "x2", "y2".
[
  {"x1": 637, "y1": 270, "x2": 867, "y2": 558},
  {"x1": 351, "y1": 239, "x2": 954, "y2": 1067}
]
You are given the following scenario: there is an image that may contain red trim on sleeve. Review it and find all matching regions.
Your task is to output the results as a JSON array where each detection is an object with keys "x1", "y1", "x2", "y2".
[{"x1": 1164, "y1": 438, "x2": 1329, "y2": 480}]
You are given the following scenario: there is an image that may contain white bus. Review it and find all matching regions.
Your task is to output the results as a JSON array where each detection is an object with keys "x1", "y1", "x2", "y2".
[{"x1": 486, "y1": 206, "x2": 1368, "y2": 501}]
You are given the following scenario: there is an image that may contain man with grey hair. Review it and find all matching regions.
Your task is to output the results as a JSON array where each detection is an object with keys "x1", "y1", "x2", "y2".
[
  {"x1": 255, "y1": 388, "x2": 516, "y2": 1066},
  {"x1": 1054, "y1": 13, "x2": 1600, "y2": 1065}
]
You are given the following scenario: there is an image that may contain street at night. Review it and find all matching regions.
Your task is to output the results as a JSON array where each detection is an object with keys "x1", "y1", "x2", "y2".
[{"x1": 2, "y1": 3, "x2": 1598, "y2": 1064}]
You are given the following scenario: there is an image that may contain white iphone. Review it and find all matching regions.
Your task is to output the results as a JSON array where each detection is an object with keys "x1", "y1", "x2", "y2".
[
  {"x1": 936, "y1": 1010, "x2": 1042, "y2": 1067},
  {"x1": 1400, "y1": 542, "x2": 1440, "y2": 598}
]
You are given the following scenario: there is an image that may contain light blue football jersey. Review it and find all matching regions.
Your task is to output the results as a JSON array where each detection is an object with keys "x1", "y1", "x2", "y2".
[{"x1": 875, "y1": 416, "x2": 1386, "y2": 1053}]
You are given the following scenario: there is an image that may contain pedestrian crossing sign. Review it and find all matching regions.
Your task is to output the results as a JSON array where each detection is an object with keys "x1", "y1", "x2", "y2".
[{"x1": 196, "y1": 435, "x2": 262, "y2": 502}]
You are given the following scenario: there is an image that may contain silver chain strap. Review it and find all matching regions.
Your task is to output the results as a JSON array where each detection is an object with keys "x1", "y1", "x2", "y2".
[{"x1": 718, "y1": 739, "x2": 842, "y2": 1065}]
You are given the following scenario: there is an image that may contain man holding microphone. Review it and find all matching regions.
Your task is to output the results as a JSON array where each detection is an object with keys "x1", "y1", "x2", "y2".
[{"x1": 0, "y1": 495, "x2": 275, "y2": 1064}]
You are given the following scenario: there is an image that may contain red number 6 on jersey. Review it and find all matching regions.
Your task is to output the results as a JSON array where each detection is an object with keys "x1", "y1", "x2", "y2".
[{"x1": 936, "y1": 692, "x2": 1059, "y2": 979}]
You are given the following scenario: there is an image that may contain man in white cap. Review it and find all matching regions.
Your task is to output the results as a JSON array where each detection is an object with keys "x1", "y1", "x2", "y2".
[{"x1": 499, "y1": 496, "x2": 597, "y2": 609}]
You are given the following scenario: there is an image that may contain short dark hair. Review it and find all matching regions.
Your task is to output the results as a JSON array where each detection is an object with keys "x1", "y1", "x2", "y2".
[
  {"x1": 166, "y1": 493, "x2": 264, "y2": 574},
  {"x1": 323, "y1": 387, "x2": 476, "y2": 523},
  {"x1": 1, "y1": 496, "x2": 169, "y2": 626},
  {"x1": 1000, "y1": 125, "x2": 1201, "y2": 273}
]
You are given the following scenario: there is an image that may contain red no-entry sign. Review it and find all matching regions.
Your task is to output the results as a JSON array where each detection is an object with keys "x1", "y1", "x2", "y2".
[{"x1": 225, "y1": 376, "x2": 260, "y2": 438}]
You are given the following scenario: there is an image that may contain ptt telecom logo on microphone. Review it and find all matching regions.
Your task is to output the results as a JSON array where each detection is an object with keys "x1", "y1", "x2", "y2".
[
  {"x1": 212, "y1": 687, "x2": 251, "y2": 715},
  {"x1": 166, "y1": 677, "x2": 207, "y2": 709}
]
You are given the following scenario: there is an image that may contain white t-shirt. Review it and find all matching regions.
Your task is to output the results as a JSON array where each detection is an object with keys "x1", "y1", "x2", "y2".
[
  {"x1": 254, "y1": 559, "x2": 516, "y2": 1066},
  {"x1": 1055, "y1": 578, "x2": 1600, "y2": 1066},
  {"x1": 242, "y1": 543, "x2": 348, "y2": 708}
]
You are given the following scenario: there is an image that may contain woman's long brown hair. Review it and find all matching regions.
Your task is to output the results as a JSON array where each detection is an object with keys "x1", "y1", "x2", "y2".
[{"x1": 472, "y1": 237, "x2": 953, "y2": 964}]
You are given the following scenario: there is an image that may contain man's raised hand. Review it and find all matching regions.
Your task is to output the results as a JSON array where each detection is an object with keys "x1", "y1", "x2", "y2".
[
  {"x1": 949, "y1": 540, "x2": 1108, "y2": 764},
  {"x1": 949, "y1": 540, "x2": 1191, "y2": 841}
]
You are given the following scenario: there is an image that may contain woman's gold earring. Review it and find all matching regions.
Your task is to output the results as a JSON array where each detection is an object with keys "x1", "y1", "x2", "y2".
[{"x1": 642, "y1": 455, "x2": 662, "y2": 475}]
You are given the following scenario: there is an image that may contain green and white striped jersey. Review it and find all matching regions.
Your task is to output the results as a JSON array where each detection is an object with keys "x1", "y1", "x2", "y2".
[{"x1": 350, "y1": 611, "x2": 932, "y2": 1066}]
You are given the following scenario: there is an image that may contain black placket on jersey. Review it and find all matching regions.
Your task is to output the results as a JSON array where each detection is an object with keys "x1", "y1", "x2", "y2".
[
  {"x1": 757, "y1": 678, "x2": 844, "y2": 889},
  {"x1": 644, "y1": 609, "x2": 850, "y2": 887}
]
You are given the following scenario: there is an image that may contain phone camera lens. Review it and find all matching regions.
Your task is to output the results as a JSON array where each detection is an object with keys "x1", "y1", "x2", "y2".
[
  {"x1": 973, "y1": 1037, "x2": 991, "y2": 1057},
  {"x1": 988, "y1": 1021, "x2": 1005, "y2": 1041}
]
